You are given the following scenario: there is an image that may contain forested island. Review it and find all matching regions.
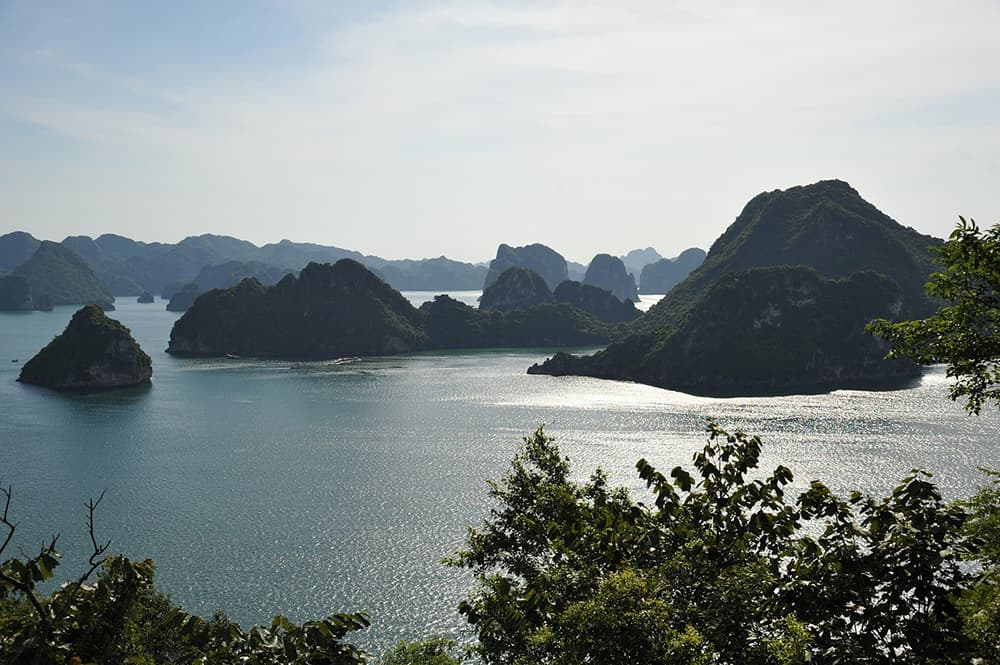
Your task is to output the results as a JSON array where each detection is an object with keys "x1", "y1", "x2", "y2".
[
  {"x1": 530, "y1": 180, "x2": 940, "y2": 394},
  {"x1": 166, "y1": 260, "x2": 614, "y2": 357},
  {"x1": 18, "y1": 304, "x2": 152, "y2": 391},
  {"x1": 160, "y1": 180, "x2": 937, "y2": 396}
]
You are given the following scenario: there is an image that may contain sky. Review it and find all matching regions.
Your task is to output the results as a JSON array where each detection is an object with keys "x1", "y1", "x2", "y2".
[{"x1": 1, "y1": 1, "x2": 998, "y2": 264}]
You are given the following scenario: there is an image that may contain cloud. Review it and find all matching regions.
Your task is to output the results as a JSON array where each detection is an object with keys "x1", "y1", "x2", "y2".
[{"x1": 2, "y1": 0, "x2": 999, "y2": 260}]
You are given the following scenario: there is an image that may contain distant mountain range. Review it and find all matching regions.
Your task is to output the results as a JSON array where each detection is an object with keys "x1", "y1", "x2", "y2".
[
  {"x1": 11, "y1": 241, "x2": 114, "y2": 311},
  {"x1": 0, "y1": 232, "x2": 490, "y2": 297},
  {"x1": 0, "y1": 230, "x2": 697, "y2": 309}
]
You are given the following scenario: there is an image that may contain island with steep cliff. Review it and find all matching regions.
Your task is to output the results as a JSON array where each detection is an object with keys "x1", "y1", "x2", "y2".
[
  {"x1": 479, "y1": 266, "x2": 639, "y2": 324},
  {"x1": 529, "y1": 180, "x2": 938, "y2": 395},
  {"x1": 582, "y1": 254, "x2": 638, "y2": 303},
  {"x1": 168, "y1": 260, "x2": 429, "y2": 358},
  {"x1": 167, "y1": 260, "x2": 613, "y2": 359},
  {"x1": 18, "y1": 305, "x2": 152, "y2": 391},
  {"x1": 530, "y1": 266, "x2": 919, "y2": 395},
  {"x1": 483, "y1": 243, "x2": 569, "y2": 291}
]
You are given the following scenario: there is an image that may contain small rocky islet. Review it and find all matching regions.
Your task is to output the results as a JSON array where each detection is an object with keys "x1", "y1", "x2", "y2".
[{"x1": 18, "y1": 304, "x2": 152, "y2": 391}]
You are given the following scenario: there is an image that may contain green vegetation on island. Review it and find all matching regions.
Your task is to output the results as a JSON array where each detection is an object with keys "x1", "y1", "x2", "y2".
[
  {"x1": 552, "y1": 279, "x2": 640, "y2": 324},
  {"x1": 168, "y1": 260, "x2": 428, "y2": 358},
  {"x1": 479, "y1": 267, "x2": 553, "y2": 311},
  {"x1": 483, "y1": 243, "x2": 569, "y2": 291},
  {"x1": 479, "y1": 266, "x2": 639, "y2": 324},
  {"x1": 18, "y1": 304, "x2": 152, "y2": 391},
  {"x1": 12, "y1": 242, "x2": 115, "y2": 311},
  {"x1": 638, "y1": 180, "x2": 940, "y2": 333},
  {"x1": 421, "y1": 295, "x2": 609, "y2": 349},
  {"x1": 531, "y1": 266, "x2": 919, "y2": 395},
  {"x1": 168, "y1": 261, "x2": 613, "y2": 358},
  {"x1": 530, "y1": 180, "x2": 941, "y2": 395}
]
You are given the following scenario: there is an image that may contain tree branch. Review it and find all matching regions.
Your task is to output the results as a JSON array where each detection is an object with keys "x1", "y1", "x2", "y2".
[{"x1": 0, "y1": 483, "x2": 16, "y2": 558}]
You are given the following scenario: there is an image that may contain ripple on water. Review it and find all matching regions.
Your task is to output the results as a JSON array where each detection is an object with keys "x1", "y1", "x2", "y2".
[{"x1": 1, "y1": 304, "x2": 998, "y2": 654}]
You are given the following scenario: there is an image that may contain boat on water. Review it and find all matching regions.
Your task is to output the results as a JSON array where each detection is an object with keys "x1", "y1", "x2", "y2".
[{"x1": 225, "y1": 353, "x2": 241, "y2": 360}]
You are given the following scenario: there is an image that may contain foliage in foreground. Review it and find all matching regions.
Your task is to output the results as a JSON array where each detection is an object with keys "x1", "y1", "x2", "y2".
[
  {"x1": 869, "y1": 217, "x2": 1000, "y2": 414},
  {"x1": 378, "y1": 636, "x2": 468, "y2": 665},
  {"x1": 4, "y1": 424, "x2": 999, "y2": 664},
  {"x1": 450, "y1": 425, "x2": 1000, "y2": 664},
  {"x1": 0, "y1": 487, "x2": 369, "y2": 665}
]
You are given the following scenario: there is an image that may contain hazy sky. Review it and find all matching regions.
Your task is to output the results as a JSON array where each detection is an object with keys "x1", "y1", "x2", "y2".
[{"x1": 2, "y1": 1, "x2": 998, "y2": 263}]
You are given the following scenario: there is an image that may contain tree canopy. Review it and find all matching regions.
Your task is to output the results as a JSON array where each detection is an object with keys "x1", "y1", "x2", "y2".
[
  {"x1": 869, "y1": 217, "x2": 1000, "y2": 414},
  {"x1": 450, "y1": 425, "x2": 1000, "y2": 664}
]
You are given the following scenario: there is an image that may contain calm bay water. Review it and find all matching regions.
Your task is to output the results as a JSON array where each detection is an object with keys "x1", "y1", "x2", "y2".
[{"x1": 1, "y1": 296, "x2": 997, "y2": 653}]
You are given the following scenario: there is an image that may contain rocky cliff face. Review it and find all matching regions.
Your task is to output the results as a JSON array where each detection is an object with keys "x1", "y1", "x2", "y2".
[
  {"x1": 583, "y1": 254, "x2": 638, "y2": 303},
  {"x1": 18, "y1": 305, "x2": 152, "y2": 391},
  {"x1": 167, "y1": 260, "x2": 429, "y2": 359},
  {"x1": 553, "y1": 280, "x2": 640, "y2": 323},
  {"x1": 483, "y1": 244, "x2": 569, "y2": 291},
  {"x1": 479, "y1": 267, "x2": 553, "y2": 311},
  {"x1": 638, "y1": 180, "x2": 940, "y2": 333},
  {"x1": 530, "y1": 266, "x2": 919, "y2": 395},
  {"x1": 638, "y1": 248, "x2": 706, "y2": 294}
]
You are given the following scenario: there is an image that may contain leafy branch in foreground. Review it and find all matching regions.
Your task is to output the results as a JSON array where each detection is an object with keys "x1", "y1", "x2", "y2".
[
  {"x1": 868, "y1": 217, "x2": 1000, "y2": 414},
  {"x1": 452, "y1": 424, "x2": 1000, "y2": 664},
  {"x1": 0, "y1": 484, "x2": 370, "y2": 664}
]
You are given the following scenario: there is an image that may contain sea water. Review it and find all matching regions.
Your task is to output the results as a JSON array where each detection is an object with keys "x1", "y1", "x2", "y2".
[{"x1": 0, "y1": 298, "x2": 997, "y2": 652}]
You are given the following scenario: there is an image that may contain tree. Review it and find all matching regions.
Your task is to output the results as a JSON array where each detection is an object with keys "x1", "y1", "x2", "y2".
[
  {"x1": 452, "y1": 425, "x2": 986, "y2": 664},
  {"x1": 868, "y1": 217, "x2": 1000, "y2": 414},
  {"x1": 959, "y1": 471, "x2": 1000, "y2": 662},
  {"x1": 379, "y1": 636, "x2": 467, "y2": 665},
  {"x1": 0, "y1": 484, "x2": 370, "y2": 664}
]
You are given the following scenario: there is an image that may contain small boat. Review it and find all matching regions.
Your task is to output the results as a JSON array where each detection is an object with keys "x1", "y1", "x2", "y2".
[
  {"x1": 10, "y1": 359, "x2": 18, "y2": 363},
  {"x1": 225, "y1": 353, "x2": 241, "y2": 360},
  {"x1": 329, "y1": 356, "x2": 361, "y2": 366}
]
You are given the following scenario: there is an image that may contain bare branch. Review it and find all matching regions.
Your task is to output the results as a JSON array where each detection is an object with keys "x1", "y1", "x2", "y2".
[
  {"x1": 58, "y1": 490, "x2": 113, "y2": 614},
  {"x1": 0, "y1": 484, "x2": 51, "y2": 637},
  {"x1": 0, "y1": 483, "x2": 16, "y2": 558},
  {"x1": 84, "y1": 490, "x2": 111, "y2": 572}
]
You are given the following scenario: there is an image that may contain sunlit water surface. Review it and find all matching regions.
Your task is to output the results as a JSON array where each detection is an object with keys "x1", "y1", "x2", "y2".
[{"x1": 0, "y1": 297, "x2": 996, "y2": 653}]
